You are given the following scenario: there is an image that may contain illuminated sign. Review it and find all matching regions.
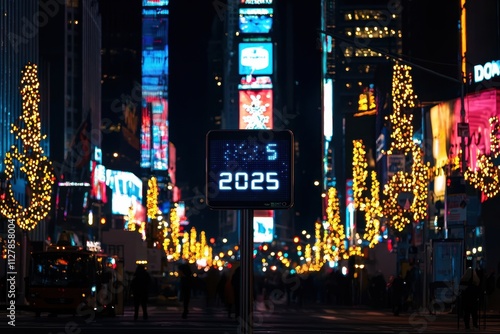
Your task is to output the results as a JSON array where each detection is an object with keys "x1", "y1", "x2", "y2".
[
  {"x1": 141, "y1": 1, "x2": 169, "y2": 170},
  {"x1": 206, "y1": 130, "x2": 294, "y2": 209},
  {"x1": 238, "y1": 75, "x2": 272, "y2": 90},
  {"x1": 239, "y1": 7, "x2": 273, "y2": 34},
  {"x1": 239, "y1": 89, "x2": 273, "y2": 129},
  {"x1": 240, "y1": 0, "x2": 273, "y2": 4},
  {"x1": 106, "y1": 169, "x2": 143, "y2": 217},
  {"x1": 253, "y1": 210, "x2": 274, "y2": 243},
  {"x1": 90, "y1": 161, "x2": 107, "y2": 203},
  {"x1": 474, "y1": 60, "x2": 500, "y2": 83},
  {"x1": 239, "y1": 43, "x2": 273, "y2": 75},
  {"x1": 143, "y1": 0, "x2": 169, "y2": 6}
]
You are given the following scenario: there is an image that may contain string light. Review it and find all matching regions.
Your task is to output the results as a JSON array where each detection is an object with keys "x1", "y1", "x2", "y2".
[
  {"x1": 465, "y1": 117, "x2": 500, "y2": 198},
  {"x1": 146, "y1": 176, "x2": 159, "y2": 220},
  {"x1": 0, "y1": 62, "x2": 55, "y2": 231},
  {"x1": 324, "y1": 187, "x2": 346, "y2": 261},
  {"x1": 363, "y1": 171, "x2": 383, "y2": 248},
  {"x1": 383, "y1": 63, "x2": 430, "y2": 232}
]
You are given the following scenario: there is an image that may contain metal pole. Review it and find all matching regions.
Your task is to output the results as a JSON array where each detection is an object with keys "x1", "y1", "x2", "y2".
[{"x1": 239, "y1": 209, "x2": 254, "y2": 334}]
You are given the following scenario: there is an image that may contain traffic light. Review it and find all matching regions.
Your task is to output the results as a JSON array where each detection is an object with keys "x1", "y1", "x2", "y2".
[{"x1": 293, "y1": 236, "x2": 300, "y2": 243}]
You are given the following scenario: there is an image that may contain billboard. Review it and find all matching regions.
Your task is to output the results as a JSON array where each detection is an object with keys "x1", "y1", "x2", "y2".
[
  {"x1": 430, "y1": 88, "x2": 500, "y2": 197},
  {"x1": 240, "y1": 0, "x2": 273, "y2": 4},
  {"x1": 238, "y1": 75, "x2": 272, "y2": 90},
  {"x1": 239, "y1": 89, "x2": 273, "y2": 129},
  {"x1": 141, "y1": 0, "x2": 169, "y2": 170},
  {"x1": 239, "y1": 43, "x2": 273, "y2": 76},
  {"x1": 239, "y1": 7, "x2": 273, "y2": 34},
  {"x1": 141, "y1": 96, "x2": 169, "y2": 170},
  {"x1": 253, "y1": 210, "x2": 274, "y2": 243},
  {"x1": 106, "y1": 169, "x2": 144, "y2": 221},
  {"x1": 90, "y1": 161, "x2": 107, "y2": 203}
]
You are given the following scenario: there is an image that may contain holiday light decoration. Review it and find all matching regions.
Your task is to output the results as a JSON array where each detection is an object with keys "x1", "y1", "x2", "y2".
[
  {"x1": 0, "y1": 63, "x2": 55, "y2": 230},
  {"x1": 146, "y1": 176, "x2": 159, "y2": 220},
  {"x1": 164, "y1": 206, "x2": 180, "y2": 260},
  {"x1": 125, "y1": 205, "x2": 136, "y2": 231},
  {"x1": 324, "y1": 187, "x2": 346, "y2": 261},
  {"x1": 465, "y1": 116, "x2": 500, "y2": 198},
  {"x1": 386, "y1": 63, "x2": 417, "y2": 155},
  {"x1": 363, "y1": 171, "x2": 383, "y2": 248},
  {"x1": 383, "y1": 63, "x2": 430, "y2": 232},
  {"x1": 352, "y1": 140, "x2": 368, "y2": 210}
]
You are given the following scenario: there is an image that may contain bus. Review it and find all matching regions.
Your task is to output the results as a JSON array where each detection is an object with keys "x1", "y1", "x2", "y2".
[{"x1": 26, "y1": 244, "x2": 119, "y2": 317}]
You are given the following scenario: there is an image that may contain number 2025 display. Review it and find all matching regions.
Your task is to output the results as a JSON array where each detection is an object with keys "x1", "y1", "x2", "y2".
[{"x1": 206, "y1": 130, "x2": 294, "y2": 209}]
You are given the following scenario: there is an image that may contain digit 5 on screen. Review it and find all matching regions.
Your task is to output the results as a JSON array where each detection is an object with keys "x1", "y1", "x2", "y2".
[{"x1": 206, "y1": 130, "x2": 294, "y2": 209}]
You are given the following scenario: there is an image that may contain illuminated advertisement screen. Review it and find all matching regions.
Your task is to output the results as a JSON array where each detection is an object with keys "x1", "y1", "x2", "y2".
[
  {"x1": 141, "y1": 97, "x2": 169, "y2": 170},
  {"x1": 240, "y1": 0, "x2": 273, "y2": 4},
  {"x1": 90, "y1": 161, "x2": 107, "y2": 203},
  {"x1": 239, "y1": 7, "x2": 273, "y2": 34},
  {"x1": 143, "y1": 0, "x2": 169, "y2": 6},
  {"x1": 206, "y1": 130, "x2": 294, "y2": 209},
  {"x1": 239, "y1": 89, "x2": 273, "y2": 129},
  {"x1": 431, "y1": 88, "x2": 500, "y2": 170},
  {"x1": 106, "y1": 169, "x2": 143, "y2": 218},
  {"x1": 142, "y1": 1, "x2": 168, "y2": 170},
  {"x1": 430, "y1": 88, "x2": 500, "y2": 197},
  {"x1": 253, "y1": 210, "x2": 274, "y2": 243},
  {"x1": 239, "y1": 43, "x2": 273, "y2": 75},
  {"x1": 238, "y1": 75, "x2": 272, "y2": 90}
]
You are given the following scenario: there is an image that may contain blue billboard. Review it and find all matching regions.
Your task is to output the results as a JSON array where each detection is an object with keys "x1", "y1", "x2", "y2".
[
  {"x1": 239, "y1": 43, "x2": 273, "y2": 75},
  {"x1": 239, "y1": 7, "x2": 273, "y2": 34},
  {"x1": 141, "y1": 1, "x2": 169, "y2": 170}
]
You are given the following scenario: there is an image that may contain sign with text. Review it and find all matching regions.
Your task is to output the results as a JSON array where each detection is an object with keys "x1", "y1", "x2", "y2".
[{"x1": 206, "y1": 130, "x2": 294, "y2": 209}]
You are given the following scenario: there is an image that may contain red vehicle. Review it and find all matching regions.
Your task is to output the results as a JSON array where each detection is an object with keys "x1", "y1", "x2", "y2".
[{"x1": 26, "y1": 244, "x2": 118, "y2": 317}]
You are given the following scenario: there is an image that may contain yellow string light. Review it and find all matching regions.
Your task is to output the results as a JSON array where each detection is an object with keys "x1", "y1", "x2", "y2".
[
  {"x1": 382, "y1": 63, "x2": 430, "y2": 232},
  {"x1": 0, "y1": 62, "x2": 55, "y2": 230},
  {"x1": 465, "y1": 117, "x2": 500, "y2": 198},
  {"x1": 146, "y1": 176, "x2": 159, "y2": 219}
]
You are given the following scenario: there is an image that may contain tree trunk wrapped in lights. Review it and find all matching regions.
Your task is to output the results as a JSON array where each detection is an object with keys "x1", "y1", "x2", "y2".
[{"x1": 0, "y1": 63, "x2": 55, "y2": 231}]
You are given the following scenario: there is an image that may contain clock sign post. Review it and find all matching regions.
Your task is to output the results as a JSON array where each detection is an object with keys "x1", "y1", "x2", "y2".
[{"x1": 206, "y1": 129, "x2": 294, "y2": 334}]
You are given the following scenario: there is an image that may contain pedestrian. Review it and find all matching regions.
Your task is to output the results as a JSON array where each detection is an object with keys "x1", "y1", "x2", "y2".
[
  {"x1": 131, "y1": 264, "x2": 151, "y2": 320},
  {"x1": 178, "y1": 262, "x2": 193, "y2": 319},
  {"x1": 231, "y1": 265, "x2": 241, "y2": 318},
  {"x1": 460, "y1": 267, "x2": 480, "y2": 330},
  {"x1": 389, "y1": 274, "x2": 405, "y2": 316}
]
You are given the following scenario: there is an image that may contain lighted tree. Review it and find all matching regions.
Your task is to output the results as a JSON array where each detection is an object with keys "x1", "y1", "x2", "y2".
[
  {"x1": 0, "y1": 63, "x2": 55, "y2": 231},
  {"x1": 352, "y1": 140, "x2": 369, "y2": 211},
  {"x1": 324, "y1": 187, "x2": 346, "y2": 261},
  {"x1": 363, "y1": 171, "x2": 383, "y2": 248},
  {"x1": 465, "y1": 116, "x2": 500, "y2": 198},
  {"x1": 383, "y1": 63, "x2": 430, "y2": 232},
  {"x1": 164, "y1": 207, "x2": 180, "y2": 260},
  {"x1": 146, "y1": 176, "x2": 159, "y2": 220}
]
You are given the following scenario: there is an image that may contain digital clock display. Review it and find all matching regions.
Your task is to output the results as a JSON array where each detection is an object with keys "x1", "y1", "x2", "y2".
[{"x1": 206, "y1": 130, "x2": 294, "y2": 209}]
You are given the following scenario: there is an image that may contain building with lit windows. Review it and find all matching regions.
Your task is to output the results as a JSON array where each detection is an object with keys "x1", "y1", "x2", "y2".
[
  {"x1": 39, "y1": 0, "x2": 103, "y2": 238},
  {"x1": 320, "y1": 0, "x2": 402, "y2": 237},
  {"x1": 215, "y1": 0, "x2": 317, "y2": 246},
  {"x1": 0, "y1": 1, "x2": 47, "y2": 242}
]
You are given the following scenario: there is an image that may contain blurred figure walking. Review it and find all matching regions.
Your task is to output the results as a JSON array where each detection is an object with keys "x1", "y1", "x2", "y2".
[
  {"x1": 460, "y1": 267, "x2": 480, "y2": 330},
  {"x1": 131, "y1": 264, "x2": 151, "y2": 320},
  {"x1": 178, "y1": 262, "x2": 193, "y2": 319}
]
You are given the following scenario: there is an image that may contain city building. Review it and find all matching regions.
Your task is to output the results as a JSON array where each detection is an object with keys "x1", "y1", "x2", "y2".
[
  {"x1": 215, "y1": 0, "x2": 317, "y2": 246},
  {"x1": 39, "y1": 0, "x2": 103, "y2": 239},
  {"x1": 0, "y1": 1, "x2": 45, "y2": 241}
]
